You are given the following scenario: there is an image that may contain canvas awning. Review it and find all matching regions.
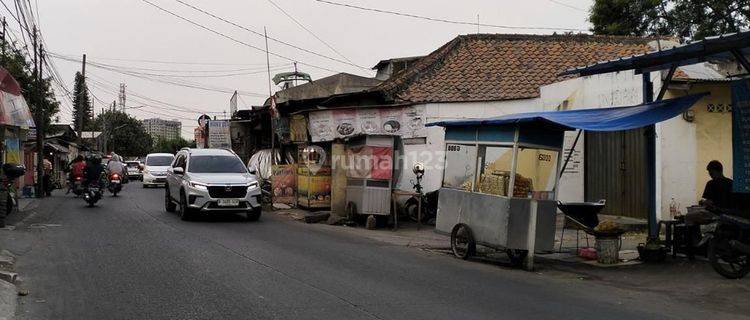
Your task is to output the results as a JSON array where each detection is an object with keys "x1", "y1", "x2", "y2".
[
  {"x1": 428, "y1": 93, "x2": 707, "y2": 131},
  {"x1": 0, "y1": 67, "x2": 34, "y2": 129}
]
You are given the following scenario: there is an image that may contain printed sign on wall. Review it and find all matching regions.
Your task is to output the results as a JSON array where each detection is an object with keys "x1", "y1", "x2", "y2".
[{"x1": 308, "y1": 106, "x2": 427, "y2": 142}]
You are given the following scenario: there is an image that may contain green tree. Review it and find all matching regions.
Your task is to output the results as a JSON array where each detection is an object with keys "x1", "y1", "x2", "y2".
[
  {"x1": 71, "y1": 72, "x2": 93, "y2": 132},
  {"x1": 151, "y1": 137, "x2": 196, "y2": 154},
  {"x1": 589, "y1": 0, "x2": 662, "y2": 36},
  {"x1": 589, "y1": 0, "x2": 750, "y2": 40},
  {"x1": 0, "y1": 43, "x2": 60, "y2": 133},
  {"x1": 94, "y1": 110, "x2": 152, "y2": 157}
]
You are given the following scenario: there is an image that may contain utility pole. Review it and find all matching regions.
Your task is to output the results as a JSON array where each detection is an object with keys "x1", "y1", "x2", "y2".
[
  {"x1": 264, "y1": 26, "x2": 275, "y2": 165},
  {"x1": 76, "y1": 54, "x2": 86, "y2": 145},
  {"x1": 32, "y1": 27, "x2": 44, "y2": 198}
]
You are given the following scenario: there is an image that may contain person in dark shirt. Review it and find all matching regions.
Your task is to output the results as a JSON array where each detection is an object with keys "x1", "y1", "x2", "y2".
[
  {"x1": 700, "y1": 160, "x2": 733, "y2": 211},
  {"x1": 83, "y1": 155, "x2": 105, "y2": 188}
]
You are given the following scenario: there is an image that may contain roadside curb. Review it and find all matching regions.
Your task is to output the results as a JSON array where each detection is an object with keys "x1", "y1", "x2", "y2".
[{"x1": 0, "y1": 279, "x2": 15, "y2": 320}]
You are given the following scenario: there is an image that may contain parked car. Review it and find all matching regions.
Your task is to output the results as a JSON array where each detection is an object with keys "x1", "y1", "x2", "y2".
[
  {"x1": 164, "y1": 148, "x2": 261, "y2": 221},
  {"x1": 142, "y1": 153, "x2": 175, "y2": 188},
  {"x1": 125, "y1": 161, "x2": 142, "y2": 180}
]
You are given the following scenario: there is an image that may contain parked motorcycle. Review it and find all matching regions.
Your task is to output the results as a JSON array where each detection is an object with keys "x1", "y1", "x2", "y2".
[
  {"x1": 107, "y1": 172, "x2": 123, "y2": 197},
  {"x1": 2, "y1": 164, "x2": 25, "y2": 215},
  {"x1": 83, "y1": 182, "x2": 104, "y2": 207},
  {"x1": 704, "y1": 213, "x2": 750, "y2": 279},
  {"x1": 404, "y1": 163, "x2": 438, "y2": 224}
]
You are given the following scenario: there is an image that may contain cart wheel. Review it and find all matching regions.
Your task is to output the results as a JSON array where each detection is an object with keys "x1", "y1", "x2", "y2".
[
  {"x1": 506, "y1": 249, "x2": 528, "y2": 267},
  {"x1": 451, "y1": 224, "x2": 476, "y2": 260},
  {"x1": 346, "y1": 202, "x2": 357, "y2": 221}
]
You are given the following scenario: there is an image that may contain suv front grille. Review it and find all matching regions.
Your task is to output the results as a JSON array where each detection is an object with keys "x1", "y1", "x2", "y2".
[{"x1": 207, "y1": 186, "x2": 247, "y2": 198}]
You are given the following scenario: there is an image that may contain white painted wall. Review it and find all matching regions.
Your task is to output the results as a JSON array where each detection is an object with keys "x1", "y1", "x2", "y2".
[{"x1": 397, "y1": 99, "x2": 541, "y2": 193}]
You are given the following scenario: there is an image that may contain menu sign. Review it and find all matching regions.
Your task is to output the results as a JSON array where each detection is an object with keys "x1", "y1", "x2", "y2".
[
  {"x1": 732, "y1": 80, "x2": 750, "y2": 193},
  {"x1": 208, "y1": 120, "x2": 231, "y2": 149},
  {"x1": 308, "y1": 106, "x2": 426, "y2": 142}
]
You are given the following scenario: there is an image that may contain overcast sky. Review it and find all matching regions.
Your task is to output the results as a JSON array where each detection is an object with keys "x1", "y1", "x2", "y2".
[{"x1": 27, "y1": 0, "x2": 592, "y2": 138}]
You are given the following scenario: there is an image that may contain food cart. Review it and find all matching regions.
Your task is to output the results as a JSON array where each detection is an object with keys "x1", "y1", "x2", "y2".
[
  {"x1": 431, "y1": 122, "x2": 563, "y2": 266},
  {"x1": 429, "y1": 93, "x2": 708, "y2": 268},
  {"x1": 344, "y1": 135, "x2": 395, "y2": 218}
]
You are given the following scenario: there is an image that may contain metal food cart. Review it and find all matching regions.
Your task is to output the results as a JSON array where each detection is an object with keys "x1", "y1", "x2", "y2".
[
  {"x1": 430, "y1": 122, "x2": 563, "y2": 267},
  {"x1": 429, "y1": 93, "x2": 708, "y2": 269}
]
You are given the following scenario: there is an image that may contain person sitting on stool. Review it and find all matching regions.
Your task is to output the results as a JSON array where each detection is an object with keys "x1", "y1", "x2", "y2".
[{"x1": 700, "y1": 160, "x2": 734, "y2": 211}]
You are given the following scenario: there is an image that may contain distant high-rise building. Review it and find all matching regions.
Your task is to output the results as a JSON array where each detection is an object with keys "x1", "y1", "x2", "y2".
[{"x1": 141, "y1": 118, "x2": 181, "y2": 141}]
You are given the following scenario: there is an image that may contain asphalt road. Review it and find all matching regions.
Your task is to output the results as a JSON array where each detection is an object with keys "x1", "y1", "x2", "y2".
[{"x1": 3, "y1": 182, "x2": 744, "y2": 320}]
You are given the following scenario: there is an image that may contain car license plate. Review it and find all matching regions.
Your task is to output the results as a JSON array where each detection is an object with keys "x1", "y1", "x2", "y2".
[
  {"x1": 218, "y1": 199, "x2": 239, "y2": 207},
  {"x1": 111, "y1": 180, "x2": 121, "y2": 183}
]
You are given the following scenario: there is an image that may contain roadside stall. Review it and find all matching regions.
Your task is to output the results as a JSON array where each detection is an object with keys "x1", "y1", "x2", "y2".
[
  {"x1": 429, "y1": 93, "x2": 707, "y2": 269},
  {"x1": 344, "y1": 135, "x2": 395, "y2": 218}
]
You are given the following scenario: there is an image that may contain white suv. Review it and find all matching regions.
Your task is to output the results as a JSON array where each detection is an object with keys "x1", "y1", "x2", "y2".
[{"x1": 164, "y1": 148, "x2": 262, "y2": 221}]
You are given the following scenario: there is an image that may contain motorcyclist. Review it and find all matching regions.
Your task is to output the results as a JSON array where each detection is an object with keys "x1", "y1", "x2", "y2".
[
  {"x1": 83, "y1": 154, "x2": 105, "y2": 188},
  {"x1": 66, "y1": 155, "x2": 86, "y2": 194},
  {"x1": 106, "y1": 154, "x2": 126, "y2": 179}
]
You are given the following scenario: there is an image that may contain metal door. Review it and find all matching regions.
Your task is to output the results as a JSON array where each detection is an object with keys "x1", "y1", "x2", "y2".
[{"x1": 585, "y1": 128, "x2": 648, "y2": 219}]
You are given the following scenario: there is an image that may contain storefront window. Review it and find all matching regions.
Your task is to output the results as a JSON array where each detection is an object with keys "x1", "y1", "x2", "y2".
[
  {"x1": 477, "y1": 146, "x2": 514, "y2": 196},
  {"x1": 515, "y1": 148, "x2": 560, "y2": 200},
  {"x1": 442, "y1": 144, "x2": 476, "y2": 191}
]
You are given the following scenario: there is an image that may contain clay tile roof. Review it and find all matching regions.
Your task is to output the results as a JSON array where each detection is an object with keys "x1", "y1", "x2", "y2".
[{"x1": 375, "y1": 34, "x2": 661, "y2": 103}]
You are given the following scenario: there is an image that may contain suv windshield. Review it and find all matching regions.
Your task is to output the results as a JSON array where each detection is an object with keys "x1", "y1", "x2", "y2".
[
  {"x1": 146, "y1": 156, "x2": 173, "y2": 166},
  {"x1": 188, "y1": 155, "x2": 247, "y2": 173}
]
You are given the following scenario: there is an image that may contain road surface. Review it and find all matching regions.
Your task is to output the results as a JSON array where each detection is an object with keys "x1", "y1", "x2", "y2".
[{"x1": 3, "y1": 182, "x2": 745, "y2": 320}]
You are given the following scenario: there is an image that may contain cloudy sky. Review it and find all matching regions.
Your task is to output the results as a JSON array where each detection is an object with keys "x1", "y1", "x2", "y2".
[{"x1": 22, "y1": 0, "x2": 592, "y2": 138}]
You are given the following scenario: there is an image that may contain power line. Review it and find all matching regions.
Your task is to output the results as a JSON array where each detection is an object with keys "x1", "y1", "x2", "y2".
[
  {"x1": 266, "y1": 0, "x2": 354, "y2": 65},
  {"x1": 87, "y1": 74, "x2": 226, "y2": 115},
  {"x1": 139, "y1": 0, "x2": 346, "y2": 74},
  {"x1": 266, "y1": 0, "x2": 355, "y2": 65},
  {"x1": 49, "y1": 51, "x2": 289, "y2": 72},
  {"x1": 545, "y1": 0, "x2": 587, "y2": 12},
  {"x1": 314, "y1": 0, "x2": 588, "y2": 32},
  {"x1": 174, "y1": 0, "x2": 366, "y2": 70},
  {"x1": 50, "y1": 53, "x2": 268, "y2": 96}
]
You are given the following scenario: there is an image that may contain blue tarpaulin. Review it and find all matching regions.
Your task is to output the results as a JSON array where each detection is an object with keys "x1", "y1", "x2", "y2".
[{"x1": 427, "y1": 93, "x2": 708, "y2": 131}]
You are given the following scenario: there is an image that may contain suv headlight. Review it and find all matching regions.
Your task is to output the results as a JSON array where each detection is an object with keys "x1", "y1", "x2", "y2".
[
  {"x1": 189, "y1": 181, "x2": 208, "y2": 191},
  {"x1": 247, "y1": 181, "x2": 259, "y2": 190}
]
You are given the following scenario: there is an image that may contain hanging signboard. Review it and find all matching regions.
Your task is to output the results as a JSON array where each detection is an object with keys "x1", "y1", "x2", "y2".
[
  {"x1": 732, "y1": 80, "x2": 750, "y2": 193},
  {"x1": 229, "y1": 91, "x2": 238, "y2": 118},
  {"x1": 289, "y1": 114, "x2": 308, "y2": 142},
  {"x1": 273, "y1": 117, "x2": 290, "y2": 144},
  {"x1": 308, "y1": 106, "x2": 427, "y2": 142},
  {"x1": 208, "y1": 120, "x2": 231, "y2": 149}
]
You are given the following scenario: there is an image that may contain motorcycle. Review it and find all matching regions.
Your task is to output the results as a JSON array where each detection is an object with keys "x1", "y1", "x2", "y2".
[
  {"x1": 2, "y1": 164, "x2": 25, "y2": 215},
  {"x1": 107, "y1": 172, "x2": 123, "y2": 197},
  {"x1": 83, "y1": 181, "x2": 104, "y2": 207},
  {"x1": 703, "y1": 213, "x2": 750, "y2": 279},
  {"x1": 70, "y1": 176, "x2": 85, "y2": 197},
  {"x1": 404, "y1": 163, "x2": 439, "y2": 224}
]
